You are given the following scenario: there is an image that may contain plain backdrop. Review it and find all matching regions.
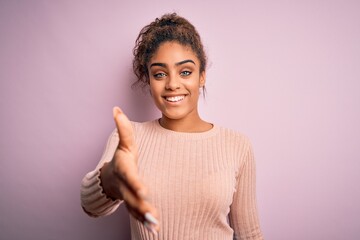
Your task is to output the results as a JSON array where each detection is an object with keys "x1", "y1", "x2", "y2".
[{"x1": 1, "y1": 0, "x2": 359, "y2": 239}]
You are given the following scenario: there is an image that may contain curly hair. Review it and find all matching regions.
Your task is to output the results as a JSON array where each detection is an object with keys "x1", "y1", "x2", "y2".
[{"x1": 132, "y1": 13, "x2": 207, "y2": 90}]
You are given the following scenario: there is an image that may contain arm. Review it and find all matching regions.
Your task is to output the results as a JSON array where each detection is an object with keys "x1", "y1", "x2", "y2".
[
  {"x1": 80, "y1": 108, "x2": 159, "y2": 234},
  {"x1": 80, "y1": 129, "x2": 122, "y2": 217},
  {"x1": 229, "y1": 141, "x2": 264, "y2": 240}
]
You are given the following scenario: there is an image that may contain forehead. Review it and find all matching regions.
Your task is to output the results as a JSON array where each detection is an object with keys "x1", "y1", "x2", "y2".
[{"x1": 149, "y1": 41, "x2": 199, "y2": 64}]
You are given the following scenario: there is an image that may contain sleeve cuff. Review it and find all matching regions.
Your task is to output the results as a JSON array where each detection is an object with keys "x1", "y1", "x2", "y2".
[{"x1": 80, "y1": 169, "x2": 121, "y2": 217}]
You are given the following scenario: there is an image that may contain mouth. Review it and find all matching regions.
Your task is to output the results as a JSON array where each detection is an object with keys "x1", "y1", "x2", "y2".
[{"x1": 163, "y1": 95, "x2": 186, "y2": 103}]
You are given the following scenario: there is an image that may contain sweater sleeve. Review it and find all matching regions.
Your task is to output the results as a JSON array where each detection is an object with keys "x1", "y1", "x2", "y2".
[
  {"x1": 229, "y1": 140, "x2": 264, "y2": 240},
  {"x1": 80, "y1": 129, "x2": 122, "y2": 217}
]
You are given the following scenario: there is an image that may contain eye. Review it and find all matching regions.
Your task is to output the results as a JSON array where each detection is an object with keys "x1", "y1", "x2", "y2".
[
  {"x1": 153, "y1": 72, "x2": 167, "y2": 79},
  {"x1": 180, "y1": 71, "x2": 192, "y2": 76}
]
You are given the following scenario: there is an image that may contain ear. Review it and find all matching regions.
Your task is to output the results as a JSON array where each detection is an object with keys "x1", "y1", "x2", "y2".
[{"x1": 199, "y1": 71, "x2": 206, "y2": 87}]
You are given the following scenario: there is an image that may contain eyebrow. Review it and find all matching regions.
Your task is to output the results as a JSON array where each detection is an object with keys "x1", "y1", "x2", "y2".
[{"x1": 150, "y1": 59, "x2": 196, "y2": 68}]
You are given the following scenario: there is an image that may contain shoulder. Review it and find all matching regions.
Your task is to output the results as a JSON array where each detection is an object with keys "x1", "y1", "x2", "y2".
[
  {"x1": 214, "y1": 125, "x2": 254, "y2": 161},
  {"x1": 216, "y1": 125, "x2": 252, "y2": 146}
]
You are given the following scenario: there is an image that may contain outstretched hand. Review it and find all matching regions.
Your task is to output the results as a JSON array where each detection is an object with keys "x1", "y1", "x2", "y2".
[{"x1": 100, "y1": 107, "x2": 159, "y2": 234}]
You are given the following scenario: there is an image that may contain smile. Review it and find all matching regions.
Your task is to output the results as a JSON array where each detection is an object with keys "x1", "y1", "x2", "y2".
[{"x1": 164, "y1": 95, "x2": 185, "y2": 102}]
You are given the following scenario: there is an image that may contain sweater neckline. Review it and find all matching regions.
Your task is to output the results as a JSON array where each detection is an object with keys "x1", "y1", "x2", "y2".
[{"x1": 151, "y1": 119, "x2": 219, "y2": 140}]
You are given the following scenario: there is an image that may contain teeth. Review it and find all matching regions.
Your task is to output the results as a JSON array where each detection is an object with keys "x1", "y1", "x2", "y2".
[{"x1": 166, "y1": 95, "x2": 185, "y2": 102}]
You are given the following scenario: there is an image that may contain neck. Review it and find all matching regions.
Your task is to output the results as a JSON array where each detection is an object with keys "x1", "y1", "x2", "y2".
[{"x1": 159, "y1": 114, "x2": 213, "y2": 133}]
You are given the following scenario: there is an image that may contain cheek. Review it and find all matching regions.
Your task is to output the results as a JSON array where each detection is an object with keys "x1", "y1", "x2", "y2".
[
  {"x1": 186, "y1": 82, "x2": 201, "y2": 96},
  {"x1": 149, "y1": 82, "x2": 163, "y2": 101},
  {"x1": 149, "y1": 80, "x2": 157, "y2": 94}
]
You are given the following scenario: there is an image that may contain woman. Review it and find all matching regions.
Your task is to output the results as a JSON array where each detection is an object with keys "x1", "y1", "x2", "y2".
[{"x1": 81, "y1": 13, "x2": 264, "y2": 240}]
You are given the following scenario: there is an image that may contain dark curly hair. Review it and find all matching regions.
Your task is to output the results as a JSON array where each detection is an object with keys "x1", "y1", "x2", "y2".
[{"x1": 132, "y1": 13, "x2": 207, "y2": 90}]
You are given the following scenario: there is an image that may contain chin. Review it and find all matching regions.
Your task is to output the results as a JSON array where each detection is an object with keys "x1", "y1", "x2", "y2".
[
  {"x1": 163, "y1": 113, "x2": 185, "y2": 120},
  {"x1": 162, "y1": 110, "x2": 189, "y2": 120}
]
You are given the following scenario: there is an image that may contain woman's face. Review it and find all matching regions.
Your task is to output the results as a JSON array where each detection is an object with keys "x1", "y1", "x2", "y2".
[{"x1": 148, "y1": 41, "x2": 205, "y2": 121}]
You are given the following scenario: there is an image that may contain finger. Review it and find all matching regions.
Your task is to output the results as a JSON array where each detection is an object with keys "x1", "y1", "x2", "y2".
[
  {"x1": 121, "y1": 184, "x2": 159, "y2": 229},
  {"x1": 125, "y1": 202, "x2": 144, "y2": 221},
  {"x1": 113, "y1": 107, "x2": 135, "y2": 151},
  {"x1": 120, "y1": 184, "x2": 152, "y2": 218},
  {"x1": 120, "y1": 170, "x2": 147, "y2": 199},
  {"x1": 125, "y1": 204, "x2": 159, "y2": 234}
]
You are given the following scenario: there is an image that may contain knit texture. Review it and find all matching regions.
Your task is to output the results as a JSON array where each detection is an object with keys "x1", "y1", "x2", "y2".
[{"x1": 81, "y1": 120, "x2": 263, "y2": 240}]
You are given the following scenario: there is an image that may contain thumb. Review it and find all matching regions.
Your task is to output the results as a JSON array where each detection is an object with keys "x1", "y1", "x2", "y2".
[{"x1": 113, "y1": 107, "x2": 135, "y2": 151}]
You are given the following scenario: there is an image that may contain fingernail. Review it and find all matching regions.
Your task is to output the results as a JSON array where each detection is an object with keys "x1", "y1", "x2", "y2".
[
  {"x1": 144, "y1": 212, "x2": 159, "y2": 225},
  {"x1": 113, "y1": 107, "x2": 119, "y2": 115},
  {"x1": 144, "y1": 221, "x2": 158, "y2": 236}
]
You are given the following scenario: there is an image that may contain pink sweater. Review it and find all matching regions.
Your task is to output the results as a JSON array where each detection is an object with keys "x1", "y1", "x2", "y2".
[{"x1": 81, "y1": 120, "x2": 263, "y2": 240}]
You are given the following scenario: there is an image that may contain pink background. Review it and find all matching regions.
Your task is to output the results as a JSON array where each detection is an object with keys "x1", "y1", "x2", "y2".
[{"x1": 1, "y1": 1, "x2": 359, "y2": 239}]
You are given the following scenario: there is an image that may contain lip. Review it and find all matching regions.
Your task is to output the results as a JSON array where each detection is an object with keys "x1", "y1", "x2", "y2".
[
  {"x1": 162, "y1": 94, "x2": 187, "y2": 98},
  {"x1": 162, "y1": 94, "x2": 187, "y2": 104}
]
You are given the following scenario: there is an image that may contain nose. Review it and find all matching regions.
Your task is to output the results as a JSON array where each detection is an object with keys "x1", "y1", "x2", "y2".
[{"x1": 165, "y1": 73, "x2": 180, "y2": 90}]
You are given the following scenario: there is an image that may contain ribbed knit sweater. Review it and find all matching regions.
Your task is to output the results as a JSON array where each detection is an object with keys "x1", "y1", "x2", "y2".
[{"x1": 81, "y1": 120, "x2": 263, "y2": 240}]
